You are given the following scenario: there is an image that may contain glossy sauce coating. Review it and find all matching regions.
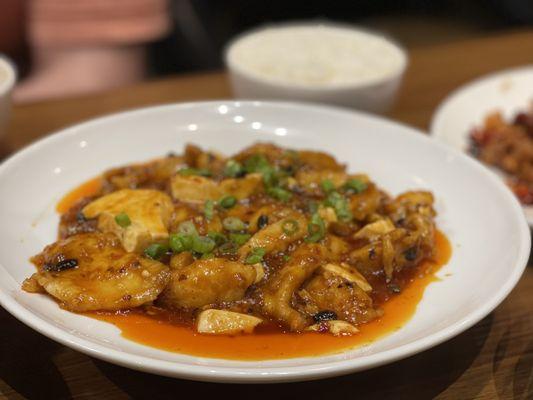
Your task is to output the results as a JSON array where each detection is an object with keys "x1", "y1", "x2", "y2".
[
  {"x1": 87, "y1": 231, "x2": 450, "y2": 360},
  {"x1": 58, "y1": 172, "x2": 451, "y2": 360}
]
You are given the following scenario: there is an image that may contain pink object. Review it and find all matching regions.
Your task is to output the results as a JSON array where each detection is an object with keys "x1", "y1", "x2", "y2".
[
  {"x1": 28, "y1": 0, "x2": 171, "y2": 46},
  {"x1": 15, "y1": 0, "x2": 171, "y2": 103}
]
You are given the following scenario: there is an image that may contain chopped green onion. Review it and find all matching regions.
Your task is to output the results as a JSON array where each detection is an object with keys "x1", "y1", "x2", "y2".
[
  {"x1": 178, "y1": 221, "x2": 198, "y2": 236},
  {"x1": 262, "y1": 168, "x2": 279, "y2": 188},
  {"x1": 229, "y1": 232, "x2": 251, "y2": 246},
  {"x1": 261, "y1": 169, "x2": 274, "y2": 187},
  {"x1": 267, "y1": 186, "x2": 292, "y2": 202},
  {"x1": 222, "y1": 217, "x2": 247, "y2": 232},
  {"x1": 179, "y1": 234, "x2": 194, "y2": 250},
  {"x1": 306, "y1": 225, "x2": 324, "y2": 243},
  {"x1": 282, "y1": 219, "x2": 299, "y2": 236},
  {"x1": 169, "y1": 233, "x2": 194, "y2": 252},
  {"x1": 114, "y1": 212, "x2": 131, "y2": 228},
  {"x1": 192, "y1": 236, "x2": 216, "y2": 254},
  {"x1": 325, "y1": 192, "x2": 352, "y2": 222},
  {"x1": 282, "y1": 254, "x2": 291, "y2": 262},
  {"x1": 264, "y1": 166, "x2": 291, "y2": 188},
  {"x1": 245, "y1": 247, "x2": 266, "y2": 265},
  {"x1": 178, "y1": 167, "x2": 212, "y2": 177},
  {"x1": 172, "y1": 224, "x2": 198, "y2": 252},
  {"x1": 207, "y1": 231, "x2": 227, "y2": 246},
  {"x1": 244, "y1": 154, "x2": 270, "y2": 174},
  {"x1": 204, "y1": 200, "x2": 215, "y2": 221},
  {"x1": 223, "y1": 160, "x2": 244, "y2": 178},
  {"x1": 344, "y1": 179, "x2": 368, "y2": 194},
  {"x1": 243, "y1": 154, "x2": 290, "y2": 193},
  {"x1": 320, "y1": 179, "x2": 336, "y2": 194},
  {"x1": 169, "y1": 234, "x2": 185, "y2": 253},
  {"x1": 219, "y1": 195, "x2": 237, "y2": 209},
  {"x1": 144, "y1": 243, "x2": 169, "y2": 260},
  {"x1": 218, "y1": 241, "x2": 238, "y2": 255},
  {"x1": 305, "y1": 213, "x2": 326, "y2": 243}
]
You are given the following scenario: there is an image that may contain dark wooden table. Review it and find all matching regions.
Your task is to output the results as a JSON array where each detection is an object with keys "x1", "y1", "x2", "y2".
[{"x1": 1, "y1": 30, "x2": 532, "y2": 399}]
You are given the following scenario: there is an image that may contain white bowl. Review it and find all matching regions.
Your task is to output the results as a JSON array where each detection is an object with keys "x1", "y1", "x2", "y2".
[
  {"x1": 430, "y1": 65, "x2": 533, "y2": 225},
  {"x1": 0, "y1": 56, "x2": 16, "y2": 137},
  {"x1": 225, "y1": 23, "x2": 407, "y2": 113},
  {"x1": 0, "y1": 101, "x2": 529, "y2": 383}
]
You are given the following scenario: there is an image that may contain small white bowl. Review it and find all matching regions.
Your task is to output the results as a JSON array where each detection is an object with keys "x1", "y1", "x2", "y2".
[
  {"x1": 0, "y1": 56, "x2": 16, "y2": 137},
  {"x1": 225, "y1": 23, "x2": 408, "y2": 113}
]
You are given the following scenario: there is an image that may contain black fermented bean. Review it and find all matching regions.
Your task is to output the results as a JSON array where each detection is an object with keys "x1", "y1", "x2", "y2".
[
  {"x1": 257, "y1": 215, "x2": 269, "y2": 229},
  {"x1": 76, "y1": 211, "x2": 87, "y2": 222},
  {"x1": 44, "y1": 258, "x2": 78, "y2": 272},
  {"x1": 313, "y1": 310, "x2": 337, "y2": 323},
  {"x1": 403, "y1": 247, "x2": 418, "y2": 261}
]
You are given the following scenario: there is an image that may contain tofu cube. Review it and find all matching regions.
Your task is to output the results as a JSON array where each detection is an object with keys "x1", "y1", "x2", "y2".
[
  {"x1": 196, "y1": 309, "x2": 263, "y2": 335},
  {"x1": 82, "y1": 189, "x2": 173, "y2": 252}
]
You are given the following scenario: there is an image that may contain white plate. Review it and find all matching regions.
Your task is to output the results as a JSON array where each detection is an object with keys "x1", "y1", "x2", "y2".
[
  {"x1": 0, "y1": 101, "x2": 529, "y2": 383},
  {"x1": 430, "y1": 65, "x2": 533, "y2": 224}
]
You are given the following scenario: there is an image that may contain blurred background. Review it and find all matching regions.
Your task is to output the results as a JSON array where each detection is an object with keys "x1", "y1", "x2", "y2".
[{"x1": 1, "y1": 0, "x2": 532, "y2": 104}]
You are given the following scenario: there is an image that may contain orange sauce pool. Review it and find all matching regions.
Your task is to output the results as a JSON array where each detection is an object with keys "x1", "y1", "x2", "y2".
[
  {"x1": 56, "y1": 177, "x2": 102, "y2": 213},
  {"x1": 58, "y1": 178, "x2": 452, "y2": 360}
]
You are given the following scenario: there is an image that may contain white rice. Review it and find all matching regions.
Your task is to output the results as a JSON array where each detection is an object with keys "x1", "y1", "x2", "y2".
[{"x1": 227, "y1": 24, "x2": 406, "y2": 87}]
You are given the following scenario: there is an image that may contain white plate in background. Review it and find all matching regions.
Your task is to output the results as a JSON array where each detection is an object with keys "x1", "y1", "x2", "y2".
[
  {"x1": 430, "y1": 65, "x2": 533, "y2": 224},
  {"x1": 0, "y1": 101, "x2": 529, "y2": 382}
]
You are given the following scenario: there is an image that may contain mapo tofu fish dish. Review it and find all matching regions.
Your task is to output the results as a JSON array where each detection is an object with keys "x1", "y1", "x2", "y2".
[{"x1": 23, "y1": 143, "x2": 443, "y2": 343}]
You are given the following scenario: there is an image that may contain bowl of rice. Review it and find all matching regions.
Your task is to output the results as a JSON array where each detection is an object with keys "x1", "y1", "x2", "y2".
[{"x1": 225, "y1": 22, "x2": 408, "y2": 113}]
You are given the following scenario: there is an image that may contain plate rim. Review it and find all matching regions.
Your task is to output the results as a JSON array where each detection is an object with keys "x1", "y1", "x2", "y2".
[
  {"x1": 0, "y1": 100, "x2": 530, "y2": 383},
  {"x1": 429, "y1": 64, "x2": 533, "y2": 225},
  {"x1": 430, "y1": 64, "x2": 533, "y2": 140}
]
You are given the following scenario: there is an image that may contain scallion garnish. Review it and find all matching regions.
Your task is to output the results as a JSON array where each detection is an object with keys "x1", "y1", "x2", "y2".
[
  {"x1": 144, "y1": 243, "x2": 169, "y2": 260},
  {"x1": 244, "y1": 154, "x2": 270, "y2": 174},
  {"x1": 245, "y1": 247, "x2": 266, "y2": 264},
  {"x1": 320, "y1": 179, "x2": 336, "y2": 194},
  {"x1": 207, "y1": 231, "x2": 227, "y2": 246},
  {"x1": 344, "y1": 178, "x2": 368, "y2": 194},
  {"x1": 192, "y1": 236, "x2": 216, "y2": 254},
  {"x1": 114, "y1": 212, "x2": 131, "y2": 228},
  {"x1": 223, "y1": 160, "x2": 244, "y2": 178},
  {"x1": 229, "y1": 232, "x2": 251, "y2": 246},
  {"x1": 179, "y1": 233, "x2": 194, "y2": 250},
  {"x1": 204, "y1": 199, "x2": 215, "y2": 221},
  {"x1": 218, "y1": 241, "x2": 238, "y2": 255},
  {"x1": 267, "y1": 186, "x2": 292, "y2": 202},
  {"x1": 178, "y1": 221, "x2": 198, "y2": 236},
  {"x1": 324, "y1": 191, "x2": 352, "y2": 222},
  {"x1": 305, "y1": 213, "x2": 326, "y2": 243},
  {"x1": 169, "y1": 234, "x2": 185, "y2": 253},
  {"x1": 222, "y1": 216, "x2": 247, "y2": 232},
  {"x1": 219, "y1": 195, "x2": 237, "y2": 209},
  {"x1": 169, "y1": 232, "x2": 195, "y2": 252}
]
